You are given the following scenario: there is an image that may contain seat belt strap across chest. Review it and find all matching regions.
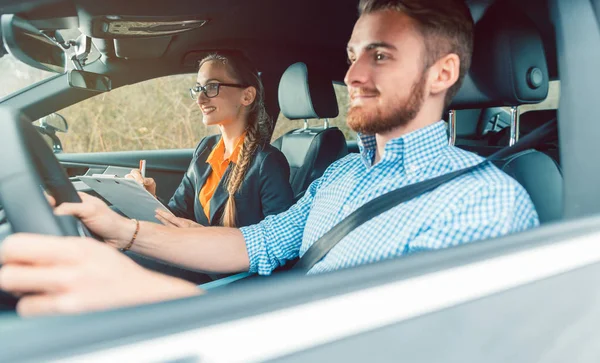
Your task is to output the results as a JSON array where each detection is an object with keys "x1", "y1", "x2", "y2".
[{"x1": 293, "y1": 119, "x2": 557, "y2": 271}]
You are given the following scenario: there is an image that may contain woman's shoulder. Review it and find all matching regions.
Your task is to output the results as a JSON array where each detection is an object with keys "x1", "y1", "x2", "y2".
[{"x1": 253, "y1": 143, "x2": 288, "y2": 165}]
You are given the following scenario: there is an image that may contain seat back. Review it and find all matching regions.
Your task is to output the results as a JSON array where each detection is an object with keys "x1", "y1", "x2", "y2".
[
  {"x1": 495, "y1": 149, "x2": 563, "y2": 223},
  {"x1": 273, "y1": 62, "x2": 347, "y2": 197}
]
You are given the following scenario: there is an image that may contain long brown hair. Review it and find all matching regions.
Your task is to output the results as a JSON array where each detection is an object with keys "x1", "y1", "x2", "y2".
[{"x1": 198, "y1": 53, "x2": 272, "y2": 227}]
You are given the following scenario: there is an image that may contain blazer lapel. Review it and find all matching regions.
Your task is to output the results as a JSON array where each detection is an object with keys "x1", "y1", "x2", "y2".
[
  {"x1": 194, "y1": 136, "x2": 221, "y2": 226},
  {"x1": 209, "y1": 163, "x2": 233, "y2": 225},
  {"x1": 195, "y1": 137, "x2": 219, "y2": 189}
]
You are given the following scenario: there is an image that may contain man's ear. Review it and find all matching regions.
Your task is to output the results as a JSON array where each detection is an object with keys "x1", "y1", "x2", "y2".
[
  {"x1": 242, "y1": 86, "x2": 257, "y2": 106},
  {"x1": 429, "y1": 53, "x2": 461, "y2": 96}
]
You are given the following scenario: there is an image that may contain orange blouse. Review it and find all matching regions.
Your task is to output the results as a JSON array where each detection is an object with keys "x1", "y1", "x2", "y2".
[{"x1": 199, "y1": 134, "x2": 245, "y2": 218}]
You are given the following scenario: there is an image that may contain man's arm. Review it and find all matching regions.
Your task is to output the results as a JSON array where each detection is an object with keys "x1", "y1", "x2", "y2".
[
  {"x1": 54, "y1": 193, "x2": 251, "y2": 274},
  {"x1": 120, "y1": 179, "x2": 322, "y2": 274},
  {"x1": 128, "y1": 223, "x2": 251, "y2": 273},
  {"x1": 54, "y1": 173, "x2": 325, "y2": 274}
]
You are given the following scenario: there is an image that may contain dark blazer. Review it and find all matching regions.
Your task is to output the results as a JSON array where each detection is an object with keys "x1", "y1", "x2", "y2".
[{"x1": 168, "y1": 134, "x2": 294, "y2": 227}]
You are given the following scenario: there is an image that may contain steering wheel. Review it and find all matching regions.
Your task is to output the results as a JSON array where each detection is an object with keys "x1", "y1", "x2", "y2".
[{"x1": 0, "y1": 107, "x2": 92, "y2": 309}]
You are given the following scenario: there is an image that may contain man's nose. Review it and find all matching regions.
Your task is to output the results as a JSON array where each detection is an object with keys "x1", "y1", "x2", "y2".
[{"x1": 344, "y1": 56, "x2": 369, "y2": 87}]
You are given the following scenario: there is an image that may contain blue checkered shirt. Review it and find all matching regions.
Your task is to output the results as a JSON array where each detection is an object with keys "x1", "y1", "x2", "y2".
[{"x1": 241, "y1": 121, "x2": 539, "y2": 275}]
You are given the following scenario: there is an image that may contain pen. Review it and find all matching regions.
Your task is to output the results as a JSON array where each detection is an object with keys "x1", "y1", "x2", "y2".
[{"x1": 139, "y1": 159, "x2": 146, "y2": 178}]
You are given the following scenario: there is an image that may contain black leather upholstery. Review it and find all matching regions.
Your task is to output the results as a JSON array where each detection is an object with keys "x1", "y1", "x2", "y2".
[
  {"x1": 273, "y1": 62, "x2": 348, "y2": 198},
  {"x1": 520, "y1": 110, "x2": 558, "y2": 135},
  {"x1": 278, "y1": 62, "x2": 339, "y2": 119},
  {"x1": 450, "y1": 5, "x2": 549, "y2": 109},
  {"x1": 447, "y1": 4, "x2": 561, "y2": 223},
  {"x1": 476, "y1": 110, "x2": 560, "y2": 165},
  {"x1": 272, "y1": 128, "x2": 347, "y2": 197},
  {"x1": 495, "y1": 150, "x2": 563, "y2": 224}
]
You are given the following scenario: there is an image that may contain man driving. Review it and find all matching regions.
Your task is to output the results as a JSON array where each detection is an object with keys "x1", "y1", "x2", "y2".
[{"x1": 0, "y1": 0, "x2": 538, "y2": 316}]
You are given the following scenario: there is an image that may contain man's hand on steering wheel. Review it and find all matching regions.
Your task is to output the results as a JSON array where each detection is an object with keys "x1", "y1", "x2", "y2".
[
  {"x1": 52, "y1": 192, "x2": 136, "y2": 249},
  {"x1": 0, "y1": 111, "x2": 201, "y2": 316},
  {"x1": 0, "y1": 234, "x2": 202, "y2": 316}
]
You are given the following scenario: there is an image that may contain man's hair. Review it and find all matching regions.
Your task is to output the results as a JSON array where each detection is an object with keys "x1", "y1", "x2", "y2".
[{"x1": 359, "y1": 0, "x2": 474, "y2": 108}]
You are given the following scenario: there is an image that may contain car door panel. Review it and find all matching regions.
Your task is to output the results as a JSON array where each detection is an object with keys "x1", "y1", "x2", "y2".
[{"x1": 57, "y1": 149, "x2": 195, "y2": 201}]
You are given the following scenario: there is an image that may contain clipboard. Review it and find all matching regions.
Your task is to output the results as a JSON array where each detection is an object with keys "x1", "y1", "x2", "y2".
[{"x1": 78, "y1": 175, "x2": 173, "y2": 223}]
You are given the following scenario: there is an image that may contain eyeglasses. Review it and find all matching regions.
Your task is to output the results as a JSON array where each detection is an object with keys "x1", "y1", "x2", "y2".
[{"x1": 189, "y1": 82, "x2": 248, "y2": 99}]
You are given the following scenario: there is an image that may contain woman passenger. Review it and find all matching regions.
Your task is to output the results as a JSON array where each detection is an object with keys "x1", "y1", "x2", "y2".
[{"x1": 127, "y1": 52, "x2": 293, "y2": 228}]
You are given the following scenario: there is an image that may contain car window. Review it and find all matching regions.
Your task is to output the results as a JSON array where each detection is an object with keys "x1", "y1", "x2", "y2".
[
  {"x1": 57, "y1": 73, "x2": 220, "y2": 153},
  {"x1": 0, "y1": 29, "x2": 99, "y2": 101},
  {"x1": 455, "y1": 80, "x2": 560, "y2": 138},
  {"x1": 0, "y1": 54, "x2": 56, "y2": 100},
  {"x1": 273, "y1": 83, "x2": 356, "y2": 141},
  {"x1": 519, "y1": 80, "x2": 560, "y2": 114}
]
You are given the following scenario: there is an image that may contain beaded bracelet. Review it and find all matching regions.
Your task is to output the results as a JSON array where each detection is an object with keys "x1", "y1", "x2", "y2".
[{"x1": 120, "y1": 219, "x2": 140, "y2": 252}]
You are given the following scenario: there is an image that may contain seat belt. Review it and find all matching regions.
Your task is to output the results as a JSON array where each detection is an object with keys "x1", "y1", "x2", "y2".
[{"x1": 293, "y1": 119, "x2": 557, "y2": 271}]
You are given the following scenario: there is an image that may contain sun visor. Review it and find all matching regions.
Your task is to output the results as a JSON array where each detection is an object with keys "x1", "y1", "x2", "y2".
[
  {"x1": 450, "y1": 5, "x2": 549, "y2": 109},
  {"x1": 113, "y1": 36, "x2": 172, "y2": 59}
]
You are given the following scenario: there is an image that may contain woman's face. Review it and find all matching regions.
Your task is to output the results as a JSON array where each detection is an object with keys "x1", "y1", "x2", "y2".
[{"x1": 195, "y1": 60, "x2": 250, "y2": 127}]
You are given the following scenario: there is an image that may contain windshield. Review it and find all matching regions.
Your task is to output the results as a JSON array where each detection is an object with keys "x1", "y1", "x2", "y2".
[
  {"x1": 0, "y1": 53, "x2": 56, "y2": 99},
  {"x1": 0, "y1": 29, "x2": 100, "y2": 100}
]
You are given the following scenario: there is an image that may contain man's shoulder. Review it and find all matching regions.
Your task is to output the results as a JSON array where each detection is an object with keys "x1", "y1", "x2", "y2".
[{"x1": 444, "y1": 146, "x2": 533, "y2": 201}]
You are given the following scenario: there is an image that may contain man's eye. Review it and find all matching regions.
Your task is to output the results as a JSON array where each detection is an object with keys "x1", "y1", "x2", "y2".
[{"x1": 375, "y1": 53, "x2": 387, "y2": 61}]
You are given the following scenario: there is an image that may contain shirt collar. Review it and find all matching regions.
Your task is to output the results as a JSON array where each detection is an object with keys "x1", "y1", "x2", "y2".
[
  {"x1": 207, "y1": 133, "x2": 246, "y2": 167},
  {"x1": 357, "y1": 120, "x2": 449, "y2": 170}
]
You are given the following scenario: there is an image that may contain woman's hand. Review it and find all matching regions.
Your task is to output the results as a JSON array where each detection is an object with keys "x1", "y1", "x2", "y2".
[
  {"x1": 125, "y1": 169, "x2": 157, "y2": 197},
  {"x1": 155, "y1": 209, "x2": 203, "y2": 228},
  {"x1": 53, "y1": 192, "x2": 137, "y2": 249}
]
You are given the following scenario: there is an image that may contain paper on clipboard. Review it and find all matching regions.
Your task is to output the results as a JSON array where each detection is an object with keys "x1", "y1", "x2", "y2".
[{"x1": 78, "y1": 175, "x2": 173, "y2": 223}]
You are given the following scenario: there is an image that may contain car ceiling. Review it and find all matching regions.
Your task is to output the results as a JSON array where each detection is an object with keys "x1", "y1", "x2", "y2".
[{"x1": 2, "y1": 0, "x2": 556, "y2": 83}]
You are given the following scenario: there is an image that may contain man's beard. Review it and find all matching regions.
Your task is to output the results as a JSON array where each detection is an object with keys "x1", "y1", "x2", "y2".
[{"x1": 347, "y1": 71, "x2": 427, "y2": 135}]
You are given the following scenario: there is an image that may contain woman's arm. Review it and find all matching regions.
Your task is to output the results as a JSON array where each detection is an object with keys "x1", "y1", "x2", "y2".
[
  {"x1": 167, "y1": 138, "x2": 210, "y2": 219},
  {"x1": 258, "y1": 150, "x2": 295, "y2": 216},
  {"x1": 166, "y1": 169, "x2": 197, "y2": 220}
]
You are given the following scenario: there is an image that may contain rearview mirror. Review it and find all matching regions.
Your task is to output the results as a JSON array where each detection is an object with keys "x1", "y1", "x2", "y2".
[
  {"x1": 0, "y1": 14, "x2": 66, "y2": 73},
  {"x1": 40, "y1": 113, "x2": 68, "y2": 133},
  {"x1": 34, "y1": 113, "x2": 68, "y2": 153},
  {"x1": 68, "y1": 70, "x2": 112, "y2": 92}
]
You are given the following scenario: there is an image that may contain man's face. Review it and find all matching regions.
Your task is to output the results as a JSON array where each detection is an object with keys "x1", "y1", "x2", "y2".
[{"x1": 345, "y1": 10, "x2": 429, "y2": 135}]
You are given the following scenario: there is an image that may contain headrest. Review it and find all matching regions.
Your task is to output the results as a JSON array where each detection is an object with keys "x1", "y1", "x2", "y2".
[
  {"x1": 278, "y1": 62, "x2": 339, "y2": 120},
  {"x1": 450, "y1": 5, "x2": 549, "y2": 109}
]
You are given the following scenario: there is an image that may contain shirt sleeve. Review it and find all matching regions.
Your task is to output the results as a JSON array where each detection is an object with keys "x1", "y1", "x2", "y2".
[
  {"x1": 406, "y1": 180, "x2": 540, "y2": 253},
  {"x1": 240, "y1": 176, "x2": 322, "y2": 275}
]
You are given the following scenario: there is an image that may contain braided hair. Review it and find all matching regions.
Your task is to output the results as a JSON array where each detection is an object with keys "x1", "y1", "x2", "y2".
[{"x1": 198, "y1": 53, "x2": 272, "y2": 227}]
